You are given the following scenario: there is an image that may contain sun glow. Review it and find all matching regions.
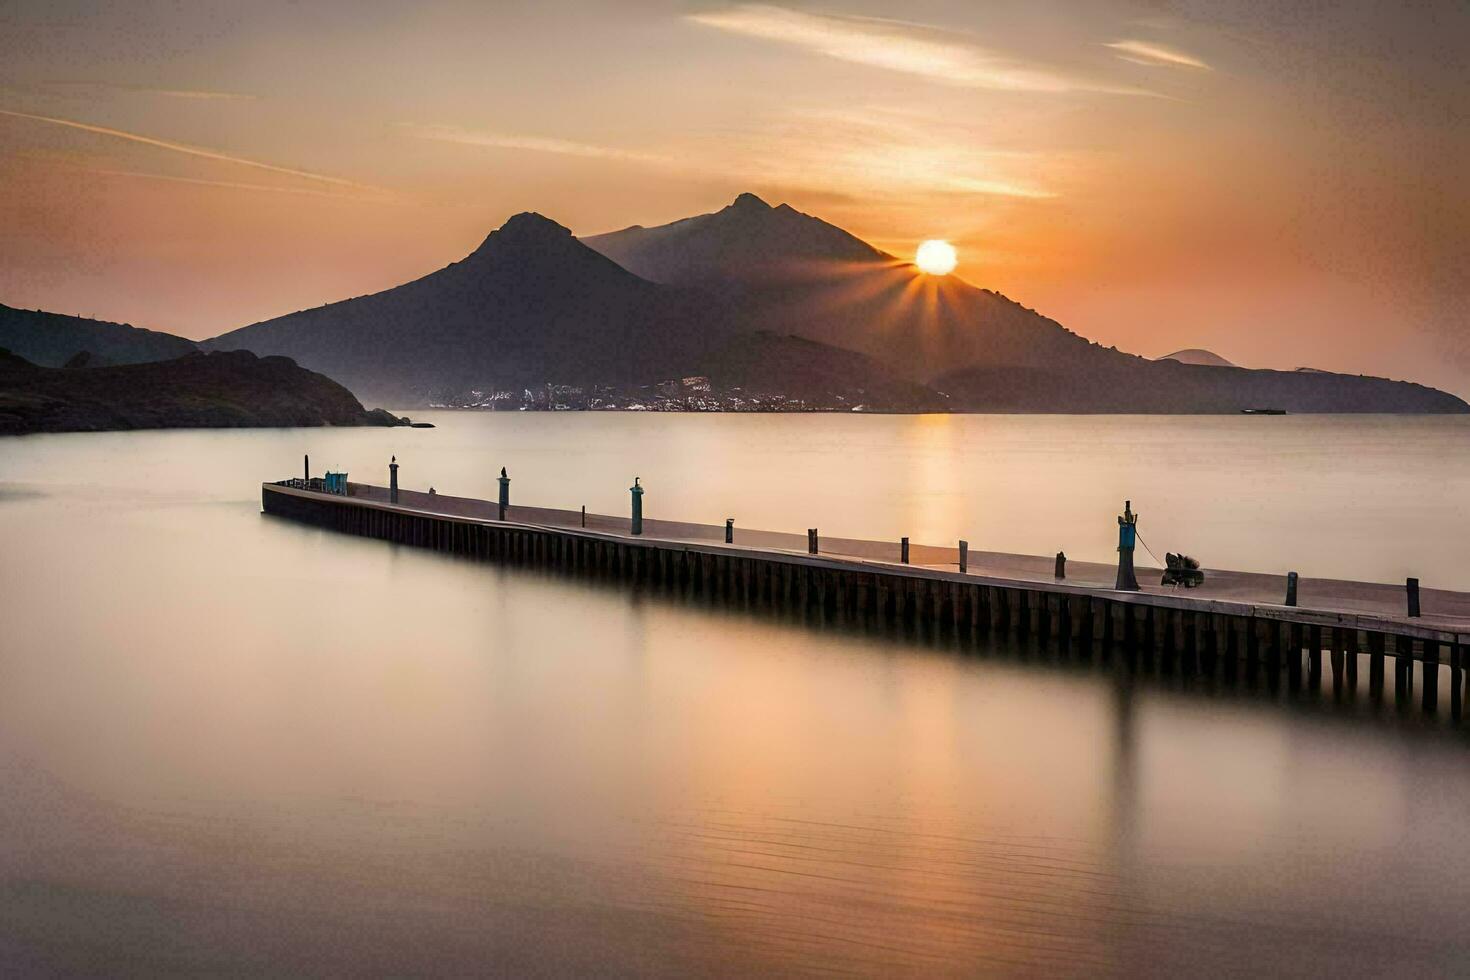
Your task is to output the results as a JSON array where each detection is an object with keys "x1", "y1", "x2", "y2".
[{"x1": 915, "y1": 239, "x2": 957, "y2": 275}]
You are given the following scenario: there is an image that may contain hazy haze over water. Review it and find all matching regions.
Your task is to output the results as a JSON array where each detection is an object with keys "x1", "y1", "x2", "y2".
[{"x1": 3, "y1": 412, "x2": 1469, "y2": 974}]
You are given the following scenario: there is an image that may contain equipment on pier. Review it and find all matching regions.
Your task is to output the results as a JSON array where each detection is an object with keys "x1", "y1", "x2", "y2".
[
  {"x1": 1161, "y1": 553, "x2": 1203, "y2": 588},
  {"x1": 1115, "y1": 501, "x2": 1140, "y2": 591}
]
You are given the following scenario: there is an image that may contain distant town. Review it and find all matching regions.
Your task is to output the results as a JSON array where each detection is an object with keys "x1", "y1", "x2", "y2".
[{"x1": 428, "y1": 376, "x2": 877, "y2": 412}]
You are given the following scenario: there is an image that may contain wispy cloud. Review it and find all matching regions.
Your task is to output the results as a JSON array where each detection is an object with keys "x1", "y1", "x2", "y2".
[
  {"x1": 1104, "y1": 40, "x2": 1210, "y2": 70},
  {"x1": 410, "y1": 124, "x2": 667, "y2": 164},
  {"x1": 0, "y1": 108, "x2": 374, "y2": 190},
  {"x1": 42, "y1": 80, "x2": 258, "y2": 101},
  {"x1": 689, "y1": 4, "x2": 1149, "y2": 95},
  {"x1": 86, "y1": 168, "x2": 358, "y2": 200}
]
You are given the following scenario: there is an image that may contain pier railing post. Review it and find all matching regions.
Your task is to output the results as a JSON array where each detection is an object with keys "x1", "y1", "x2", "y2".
[
  {"x1": 808, "y1": 529, "x2": 818, "y2": 555},
  {"x1": 389, "y1": 456, "x2": 399, "y2": 504},
  {"x1": 901, "y1": 537, "x2": 909, "y2": 564},
  {"x1": 1407, "y1": 577, "x2": 1421, "y2": 617},
  {"x1": 630, "y1": 478, "x2": 643, "y2": 535},
  {"x1": 1285, "y1": 571, "x2": 1298, "y2": 607},
  {"x1": 1115, "y1": 500, "x2": 1139, "y2": 592},
  {"x1": 726, "y1": 518, "x2": 734, "y2": 544},
  {"x1": 498, "y1": 467, "x2": 510, "y2": 521},
  {"x1": 959, "y1": 540, "x2": 968, "y2": 574}
]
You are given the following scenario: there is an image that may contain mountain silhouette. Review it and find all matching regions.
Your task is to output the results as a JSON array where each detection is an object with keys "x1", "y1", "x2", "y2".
[
  {"x1": 0, "y1": 303, "x2": 197, "y2": 367},
  {"x1": 585, "y1": 194, "x2": 1128, "y2": 380},
  {"x1": 1159, "y1": 348, "x2": 1236, "y2": 368},
  {"x1": 207, "y1": 212, "x2": 734, "y2": 403}
]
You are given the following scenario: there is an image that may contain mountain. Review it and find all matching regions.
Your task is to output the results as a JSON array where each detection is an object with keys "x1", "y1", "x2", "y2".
[
  {"x1": 586, "y1": 194, "x2": 1465, "y2": 413},
  {"x1": 1159, "y1": 348, "x2": 1235, "y2": 368},
  {"x1": 206, "y1": 213, "x2": 735, "y2": 405},
  {"x1": 585, "y1": 193, "x2": 1117, "y2": 380},
  {"x1": 0, "y1": 302, "x2": 197, "y2": 367},
  {"x1": 0, "y1": 348, "x2": 411, "y2": 434}
]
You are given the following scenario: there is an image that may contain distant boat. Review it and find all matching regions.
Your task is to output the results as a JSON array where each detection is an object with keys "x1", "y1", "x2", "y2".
[{"x1": 1241, "y1": 408, "x2": 1287, "y2": 415}]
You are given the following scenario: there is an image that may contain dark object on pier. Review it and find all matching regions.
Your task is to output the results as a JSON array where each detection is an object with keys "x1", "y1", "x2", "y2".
[
  {"x1": 1284, "y1": 571, "x2": 1299, "y2": 606},
  {"x1": 389, "y1": 455, "x2": 399, "y2": 504},
  {"x1": 498, "y1": 467, "x2": 510, "y2": 520},
  {"x1": 1055, "y1": 551, "x2": 1066, "y2": 580},
  {"x1": 304, "y1": 454, "x2": 310, "y2": 483},
  {"x1": 901, "y1": 537, "x2": 909, "y2": 564},
  {"x1": 1161, "y1": 553, "x2": 1204, "y2": 588},
  {"x1": 1115, "y1": 501, "x2": 1139, "y2": 592},
  {"x1": 1407, "y1": 577, "x2": 1421, "y2": 618},
  {"x1": 408, "y1": 421, "x2": 435, "y2": 428},
  {"x1": 630, "y1": 477, "x2": 643, "y2": 536},
  {"x1": 725, "y1": 518, "x2": 734, "y2": 544},
  {"x1": 1241, "y1": 408, "x2": 1287, "y2": 415},
  {"x1": 959, "y1": 540, "x2": 968, "y2": 574},
  {"x1": 808, "y1": 528, "x2": 818, "y2": 555},
  {"x1": 581, "y1": 505, "x2": 586, "y2": 528}
]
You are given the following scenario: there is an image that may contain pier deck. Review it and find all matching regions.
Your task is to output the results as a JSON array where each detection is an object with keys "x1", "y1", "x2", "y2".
[{"x1": 268, "y1": 480, "x2": 1470, "y2": 654}]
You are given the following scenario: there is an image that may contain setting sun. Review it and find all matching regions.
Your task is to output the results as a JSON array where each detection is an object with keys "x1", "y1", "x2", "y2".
[{"x1": 915, "y1": 239, "x2": 957, "y2": 275}]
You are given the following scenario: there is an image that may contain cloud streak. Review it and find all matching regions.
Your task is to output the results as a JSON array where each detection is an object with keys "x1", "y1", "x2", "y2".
[
  {"x1": 0, "y1": 107, "x2": 372, "y2": 189},
  {"x1": 411, "y1": 124, "x2": 667, "y2": 164},
  {"x1": 1104, "y1": 40, "x2": 1210, "y2": 70},
  {"x1": 85, "y1": 168, "x2": 361, "y2": 200},
  {"x1": 689, "y1": 4, "x2": 1148, "y2": 95}
]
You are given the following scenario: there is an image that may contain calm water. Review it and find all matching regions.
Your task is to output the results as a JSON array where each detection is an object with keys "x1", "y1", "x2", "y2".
[{"x1": 3, "y1": 413, "x2": 1470, "y2": 975}]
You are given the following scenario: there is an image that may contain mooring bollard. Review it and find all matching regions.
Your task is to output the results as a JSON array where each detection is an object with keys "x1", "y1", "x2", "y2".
[
  {"x1": 725, "y1": 518, "x2": 734, "y2": 544},
  {"x1": 1407, "y1": 577, "x2": 1421, "y2": 617},
  {"x1": 630, "y1": 477, "x2": 643, "y2": 535},
  {"x1": 959, "y1": 539, "x2": 968, "y2": 573},
  {"x1": 1115, "y1": 500, "x2": 1139, "y2": 591},
  {"x1": 581, "y1": 505, "x2": 586, "y2": 528},
  {"x1": 1055, "y1": 551, "x2": 1066, "y2": 580},
  {"x1": 304, "y1": 454, "x2": 310, "y2": 483},
  {"x1": 498, "y1": 467, "x2": 510, "y2": 521},
  {"x1": 901, "y1": 537, "x2": 910, "y2": 564},
  {"x1": 808, "y1": 528, "x2": 818, "y2": 555},
  {"x1": 389, "y1": 455, "x2": 399, "y2": 504},
  {"x1": 1285, "y1": 571, "x2": 1299, "y2": 606}
]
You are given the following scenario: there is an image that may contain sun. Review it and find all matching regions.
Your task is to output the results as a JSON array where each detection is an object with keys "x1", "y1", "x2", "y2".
[{"x1": 915, "y1": 239, "x2": 957, "y2": 275}]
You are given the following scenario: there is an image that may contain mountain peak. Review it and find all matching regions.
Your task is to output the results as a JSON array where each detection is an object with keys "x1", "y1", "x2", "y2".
[
  {"x1": 495, "y1": 211, "x2": 572, "y2": 240},
  {"x1": 728, "y1": 192, "x2": 772, "y2": 212}
]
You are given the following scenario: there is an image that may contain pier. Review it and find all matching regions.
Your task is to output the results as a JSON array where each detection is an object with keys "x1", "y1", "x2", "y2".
[{"x1": 262, "y1": 476, "x2": 1470, "y2": 715}]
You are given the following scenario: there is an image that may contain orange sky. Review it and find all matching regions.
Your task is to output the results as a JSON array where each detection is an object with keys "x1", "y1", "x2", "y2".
[{"x1": 1, "y1": 1, "x2": 1465, "y2": 392}]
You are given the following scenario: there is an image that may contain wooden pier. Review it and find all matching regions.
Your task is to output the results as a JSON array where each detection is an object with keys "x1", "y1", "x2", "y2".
[{"x1": 262, "y1": 479, "x2": 1470, "y2": 715}]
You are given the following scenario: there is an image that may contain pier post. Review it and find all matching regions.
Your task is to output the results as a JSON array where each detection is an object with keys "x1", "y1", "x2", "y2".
[
  {"x1": 1114, "y1": 501, "x2": 1139, "y2": 592},
  {"x1": 1055, "y1": 552, "x2": 1066, "y2": 580},
  {"x1": 630, "y1": 478, "x2": 644, "y2": 536},
  {"x1": 958, "y1": 540, "x2": 968, "y2": 573},
  {"x1": 389, "y1": 456, "x2": 399, "y2": 504},
  {"x1": 581, "y1": 505, "x2": 586, "y2": 528},
  {"x1": 901, "y1": 537, "x2": 909, "y2": 564},
  {"x1": 1407, "y1": 577, "x2": 1421, "y2": 617},
  {"x1": 304, "y1": 454, "x2": 310, "y2": 483},
  {"x1": 498, "y1": 468, "x2": 510, "y2": 520},
  {"x1": 808, "y1": 529, "x2": 818, "y2": 555},
  {"x1": 725, "y1": 518, "x2": 733, "y2": 544},
  {"x1": 1285, "y1": 572, "x2": 1298, "y2": 607}
]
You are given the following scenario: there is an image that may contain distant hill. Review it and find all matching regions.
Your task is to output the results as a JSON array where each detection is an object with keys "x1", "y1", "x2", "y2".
[
  {"x1": 0, "y1": 348, "x2": 410, "y2": 434},
  {"x1": 0, "y1": 303, "x2": 197, "y2": 367},
  {"x1": 1158, "y1": 348, "x2": 1235, "y2": 368},
  {"x1": 932, "y1": 360, "x2": 1468, "y2": 413}
]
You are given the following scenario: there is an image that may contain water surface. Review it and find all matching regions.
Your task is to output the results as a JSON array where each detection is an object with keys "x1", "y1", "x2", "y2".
[{"x1": 2, "y1": 414, "x2": 1468, "y2": 975}]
